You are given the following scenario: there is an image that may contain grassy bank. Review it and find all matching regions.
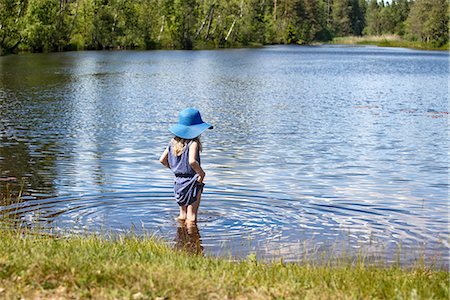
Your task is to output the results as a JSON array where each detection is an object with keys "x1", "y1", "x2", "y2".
[
  {"x1": 0, "y1": 228, "x2": 448, "y2": 299},
  {"x1": 332, "y1": 35, "x2": 450, "y2": 51}
]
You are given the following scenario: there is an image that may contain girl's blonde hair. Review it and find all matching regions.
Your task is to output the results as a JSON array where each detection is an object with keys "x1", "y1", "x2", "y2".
[{"x1": 171, "y1": 136, "x2": 202, "y2": 156}]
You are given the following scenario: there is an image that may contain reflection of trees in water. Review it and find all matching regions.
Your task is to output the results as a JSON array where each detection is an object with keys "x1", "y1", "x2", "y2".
[
  {"x1": 174, "y1": 221, "x2": 204, "y2": 256},
  {"x1": 0, "y1": 135, "x2": 57, "y2": 202},
  {"x1": 0, "y1": 53, "x2": 69, "y2": 204}
]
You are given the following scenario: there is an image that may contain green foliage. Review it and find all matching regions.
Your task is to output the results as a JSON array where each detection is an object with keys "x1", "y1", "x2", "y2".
[
  {"x1": 0, "y1": 0, "x2": 448, "y2": 54},
  {"x1": 69, "y1": 0, "x2": 95, "y2": 50},
  {"x1": 298, "y1": 0, "x2": 323, "y2": 43},
  {"x1": 364, "y1": 0, "x2": 380, "y2": 35},
  {"x1": 136, "y1": 0, "x2": 159, "y2": 49},
  {"x1": 0, "y1": 0, "x2": 26, "y2": 54},
  {"x1": 364, "y1": 0, "x2": 411, "y2": 36},
  {"x1": 406, "y1": 0, "x2": 449, "y2": 47},
  {"x1": 160, "y1": 0, "x2": 198, "y2": 49},
  {"x1": 390, "y1": 0, "x2": 410, "y2": 35},
  {"x1": 349, "y1": 0, "x2": 365, "y2": 35},
  {"x1": 22, "y1": 0, "x2": 59, "y2": 52},
  {"x1": 332, "y1": 0, "x2": 352, "y2": 36}
]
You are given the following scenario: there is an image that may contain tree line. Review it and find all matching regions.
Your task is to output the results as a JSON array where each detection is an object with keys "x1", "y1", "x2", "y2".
[{"x1": 0, "y1": 0, "x2": 448, "y2": 54}]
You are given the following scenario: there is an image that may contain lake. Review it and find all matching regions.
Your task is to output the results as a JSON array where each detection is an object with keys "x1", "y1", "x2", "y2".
[{"x1": 0, "y1": 45, "x2": 448, "y2": 266}]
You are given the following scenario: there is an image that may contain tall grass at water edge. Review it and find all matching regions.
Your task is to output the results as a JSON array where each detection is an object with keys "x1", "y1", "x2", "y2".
[
  {"x1": 331, "y1": 35, "x2": 450, "y2": 51},
  {"x1": 0, "y1": 189, "x2": 449, "y2": 299}
]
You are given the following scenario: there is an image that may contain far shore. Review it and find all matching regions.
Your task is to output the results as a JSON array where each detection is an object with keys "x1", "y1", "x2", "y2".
[
  {"x1": 2, "y1": 36, "x2": 448, "y2": 57},
  {"x1": 330, "y1": 35, "x2": 450, "y2": 51}
]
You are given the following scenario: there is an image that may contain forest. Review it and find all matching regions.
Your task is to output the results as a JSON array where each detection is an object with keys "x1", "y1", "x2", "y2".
[{"x1": 0, "y1": 0, "x2": 448, "y2": 54}]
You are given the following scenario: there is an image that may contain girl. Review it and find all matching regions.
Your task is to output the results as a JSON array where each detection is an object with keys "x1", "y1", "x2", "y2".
[{"x1": 159, "y1": 108, "x2": 213, "y2": 223}]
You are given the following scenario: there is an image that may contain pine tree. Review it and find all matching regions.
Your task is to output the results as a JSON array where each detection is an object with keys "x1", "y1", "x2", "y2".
[
  {"x1": 364, "y1": 0, "x2": 380, "y2": 35},
  {"x1": 349, "y1": 0, "x2": 364, "y2": 36},
  {"x1": 332, "y1": 0, "x2": 352, "y2": 36},
  {"x1": 406, "y1": 0, "x2": 449, "y2": 46}
]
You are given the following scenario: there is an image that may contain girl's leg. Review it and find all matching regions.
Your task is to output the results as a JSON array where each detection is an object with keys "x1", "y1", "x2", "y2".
[
  {"x1": 178, "y1": 206, "x2": 187, "y2": 220},
  {"x1": 187, "y1": 191, "x2": 202, "y2": 223}
]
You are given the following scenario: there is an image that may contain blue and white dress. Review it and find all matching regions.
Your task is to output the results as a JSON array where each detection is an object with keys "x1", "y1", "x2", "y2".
[{"x1": 167, "y1": 140, "x2": 204, "y2": 207}]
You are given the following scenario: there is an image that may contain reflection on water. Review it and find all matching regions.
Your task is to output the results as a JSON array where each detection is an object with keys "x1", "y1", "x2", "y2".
[
  {"x1": 0, "y1": 45, "x2": 448, "y2": 266},
  {"x1": 0, "y1": 134, "x2": 56, "y2": 200},
  {"x1": 175, "y1": 221, "x2": 203, "y2": 256}
]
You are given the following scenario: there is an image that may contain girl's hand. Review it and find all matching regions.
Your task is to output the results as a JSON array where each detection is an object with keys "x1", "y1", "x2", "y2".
[{"x1": 197, "y1": 171, "x2": 205, "y2": 183}]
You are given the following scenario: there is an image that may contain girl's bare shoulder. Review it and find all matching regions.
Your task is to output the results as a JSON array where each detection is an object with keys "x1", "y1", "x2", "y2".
[{"x1": 189, "y1": 140, "x2": 199, "y2": 149}]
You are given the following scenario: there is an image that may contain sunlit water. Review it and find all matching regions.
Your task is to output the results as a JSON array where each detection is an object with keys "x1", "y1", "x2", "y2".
[{"x1": 0, "y1": 46, "x2": 448, "y2": 266}]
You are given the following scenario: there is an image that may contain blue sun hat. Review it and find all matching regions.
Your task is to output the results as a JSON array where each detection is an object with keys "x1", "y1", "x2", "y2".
[{"x1": 169, "y1": 108, "x2": 213, "y2": 139}]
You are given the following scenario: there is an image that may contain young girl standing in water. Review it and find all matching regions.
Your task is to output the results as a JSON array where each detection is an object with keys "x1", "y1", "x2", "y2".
[{"x1": 159, "y1": 108, "x2": 213, "y2": 223}]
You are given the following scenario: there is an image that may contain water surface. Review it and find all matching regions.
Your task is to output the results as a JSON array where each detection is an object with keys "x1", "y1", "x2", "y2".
[{"x1": 0, "y1": 45, "x2": 448, "y2": 266}]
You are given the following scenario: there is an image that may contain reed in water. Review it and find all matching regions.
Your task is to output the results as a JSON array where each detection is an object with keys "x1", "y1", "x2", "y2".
[{"x1": 332, "y1": 35, "x2": 449, "y2": 51}]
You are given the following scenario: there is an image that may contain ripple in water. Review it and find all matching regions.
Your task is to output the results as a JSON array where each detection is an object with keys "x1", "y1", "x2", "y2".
[
  {"x1": 0, "y1": 46, "x2": 448, "y2": 267},
  {"x1": 1, "y1": 186, "x2": 448, "y2": 266}
]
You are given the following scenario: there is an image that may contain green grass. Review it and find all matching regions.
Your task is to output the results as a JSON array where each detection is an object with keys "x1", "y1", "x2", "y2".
[
  {"x1": 331, "y1": 35, "x2": 450, "y2": 51},
  {"x1": 0, "y1": 227, "x2": 448, "y2": 299}
]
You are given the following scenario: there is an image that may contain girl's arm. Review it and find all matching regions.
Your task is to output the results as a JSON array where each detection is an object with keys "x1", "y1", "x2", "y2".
[
  {"x1": 159, "y1": 147, "x2": 170, "y2": 168},
  {"x1": 188, "y1": 141, "x2": 205, "y2": 183}
]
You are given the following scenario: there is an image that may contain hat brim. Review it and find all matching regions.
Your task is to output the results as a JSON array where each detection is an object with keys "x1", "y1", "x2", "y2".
[{"x1": 169, "y1": 122, "x2": 213, "y2": 139}]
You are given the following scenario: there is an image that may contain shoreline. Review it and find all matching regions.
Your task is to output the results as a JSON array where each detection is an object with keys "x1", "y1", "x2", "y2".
[
  {"x1": 3, "y1": 38, "x2": 448, "y2": 57},
  {"x1": 330, "y1": 35, "x2": 450, "y2": 51},
  {"x1": 0, "y1": 227, "x2": 448, "y2": 299}
]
